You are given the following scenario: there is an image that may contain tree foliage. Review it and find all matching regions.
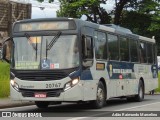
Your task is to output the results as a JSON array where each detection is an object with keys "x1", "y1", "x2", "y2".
[
  {"x1": 57, "y1": 0, "x2": 111, "y2": 24},
  {"x1": 135, "y1": 0, "x2": 160, "y2": 31},
  {"x1": 114, "y1": 0, "x2": 130, "y2": 25},
  {"x1": 121, "y1": 0, "x2": 160, "y2": 54}
]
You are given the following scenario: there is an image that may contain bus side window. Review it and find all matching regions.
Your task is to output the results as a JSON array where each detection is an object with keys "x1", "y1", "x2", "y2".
[
  {"x1": 147, "y1": 43, "x2": 153, "y2": 64},
  {"x1": 130, "y1": 39, "x2": 138, "y2": 62},
  {"x1": 107, "y1": 34, "x2": 119, "y2": 60},
  {"x1": 95, "y1": 31, "x2": 107, "y2": 60},
  {"x1": 120, "y1": 37, "x2": 129, "y2": 61},
  {"x1": 139, "y1": 42, "x2": 147, "y2": 63},
  {"x1": 153, "y1": 44, "x2": 157, "y2": 64}
]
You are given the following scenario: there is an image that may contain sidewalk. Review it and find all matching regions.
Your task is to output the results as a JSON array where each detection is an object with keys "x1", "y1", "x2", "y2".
[{"x1": 0, "y1": 97, "x2": 34, "y2": 109}]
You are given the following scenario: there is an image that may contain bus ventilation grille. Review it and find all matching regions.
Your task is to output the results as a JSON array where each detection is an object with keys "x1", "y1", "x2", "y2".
[
  {"x1": 19, "y1": 88, "x2": 63, "y2": 97},
  {"x1": 14, "y1": 70, "x2": 68, "y2": 81}
]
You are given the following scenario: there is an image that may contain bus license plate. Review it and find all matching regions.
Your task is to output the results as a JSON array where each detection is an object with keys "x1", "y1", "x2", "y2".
[{"x1": 34, "y1": 93, "x2": 47, "y2": 98}]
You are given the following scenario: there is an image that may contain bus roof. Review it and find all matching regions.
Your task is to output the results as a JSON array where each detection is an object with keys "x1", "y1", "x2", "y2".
[{"x1": 14, "y1": 18, "x2": 155, "y2": 43}]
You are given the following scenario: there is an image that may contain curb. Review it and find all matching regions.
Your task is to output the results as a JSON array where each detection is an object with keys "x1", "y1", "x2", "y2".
[
  {"x1": 145, "y1": 93, "x2": 160, "y2": 95},
  {"x1": 0, "y1": 101, "x2": 35, "y2": 109},
  {"x1": 0, "y1": 103, "x2": 34, "y2": 109}
]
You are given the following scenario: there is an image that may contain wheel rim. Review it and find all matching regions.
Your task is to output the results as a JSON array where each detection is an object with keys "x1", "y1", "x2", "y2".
[{"x1": 97, "y1": 87, "x2": 104, "y2": 105}]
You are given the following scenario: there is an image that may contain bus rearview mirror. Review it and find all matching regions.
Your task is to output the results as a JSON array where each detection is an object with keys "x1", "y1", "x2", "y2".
[
  {"x1": 1, "y1": 37, "x2": 12, "y2": 63},
  {"x1": 82, "y1": 36, "x2": 93, "y2": 59},
  {"x1": 0, "y1": 48, "x2": 2, "y2": 60}
]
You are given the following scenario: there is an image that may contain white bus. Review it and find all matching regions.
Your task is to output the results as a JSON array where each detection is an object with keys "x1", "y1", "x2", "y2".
[{"x1": 1, "y1": 18, "x2": 158, "y2": 109}]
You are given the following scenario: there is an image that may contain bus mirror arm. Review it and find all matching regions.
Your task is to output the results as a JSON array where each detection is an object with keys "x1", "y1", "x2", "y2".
[
  {"x1": 82, "y1": 59, "x2": 93, "y2": 69},
  {"x1": 2, "y1": 43, "x2": 10, "y2": 63}
]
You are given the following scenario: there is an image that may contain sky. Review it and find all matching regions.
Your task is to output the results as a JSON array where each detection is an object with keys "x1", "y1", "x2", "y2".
[{"x1": 11, "y1": 0, "x2": 115, "y2": 19}]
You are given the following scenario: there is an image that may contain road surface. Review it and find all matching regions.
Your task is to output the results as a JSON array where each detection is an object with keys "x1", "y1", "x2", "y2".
[{"x1": 0, "y1": 95, "x2": 160, "y2": 120}]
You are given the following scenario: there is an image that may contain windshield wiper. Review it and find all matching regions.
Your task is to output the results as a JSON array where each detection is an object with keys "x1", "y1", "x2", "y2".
[
  {"x1": 47, "y1": 31, "x2": 61, "y2": 50},
  {"x1": 45, "y1": 31, "x2": 61, "y2": 60},
  {"x1": 24, "y1": 33, "x2": 38, "y2": 60},
  {"x1": 24, "y1": 33, "x2": 37, "y2": 51}
]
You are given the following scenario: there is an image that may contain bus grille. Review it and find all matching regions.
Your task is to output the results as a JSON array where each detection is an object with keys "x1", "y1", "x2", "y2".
[
  {"x1": 20, "y1": 88, "x2": 63, "y2": 97},
  {"x1": 13, "y1": 70, "x2": 68, "y2": 81}
]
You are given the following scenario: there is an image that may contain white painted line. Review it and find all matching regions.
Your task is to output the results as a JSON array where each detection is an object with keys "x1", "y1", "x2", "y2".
[
  {"x1": 1, "y1": 101, "x2": 160, "y2": 119},
  {"x1": 66, "y1": 111, "x2": 114, "y2": 120},
  {"x1": 115, "y1": 101, "x2": 160, "y2": 111},
  {"x1": 67, "y1": 117, "x2": 88, "y2": 120}
]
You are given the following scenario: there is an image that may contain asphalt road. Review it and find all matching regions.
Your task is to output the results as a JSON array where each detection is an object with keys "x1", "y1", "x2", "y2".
[{"x1": 0, "y1": 95, "x2": 160, "y2": 120}]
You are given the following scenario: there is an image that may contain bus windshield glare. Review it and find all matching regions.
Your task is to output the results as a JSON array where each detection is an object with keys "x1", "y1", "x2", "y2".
[{"x1": 12, "y1": 35, "x2": 79, "y2": 70}]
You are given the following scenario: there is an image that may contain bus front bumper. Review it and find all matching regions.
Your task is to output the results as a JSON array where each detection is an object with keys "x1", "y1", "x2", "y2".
[
  {"x1": 10, "y1": 77, "x2": 97, "y2": 102},
  {"x1": 10, "y1": 83, "x2": 83, "y2": 102}
]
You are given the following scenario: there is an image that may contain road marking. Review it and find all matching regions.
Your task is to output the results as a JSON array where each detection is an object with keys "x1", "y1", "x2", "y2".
[
  {"x1": 67, "y1": 101, "x2": 160, "y2": 120},
  {"x1": 67, "y1": 117, "x2": 88, "y2": 120},
  {"x1": 1, "y1": 101, "x2": 160, "y2": 119},
  {"x1": 115, "y1": 101, "x2": 160, "y2": 111}
]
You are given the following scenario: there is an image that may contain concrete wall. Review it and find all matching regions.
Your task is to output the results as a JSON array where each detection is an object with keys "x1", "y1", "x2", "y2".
[{"x1": 0, "y1": 0, "x2": 31, "y2": 44}]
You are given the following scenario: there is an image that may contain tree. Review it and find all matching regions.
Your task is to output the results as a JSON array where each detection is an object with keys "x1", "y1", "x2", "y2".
[
  {"x1": 36, "y1": 0, "x2": 136, "y2": 24},
  {"x1": 57, "y1": 0, "x2": 111, "y2": 24},
  {"x1": 36, "y1": 0, "x2": 140, "y2": 25},
  {"x1": 121, "y1": 11, "x2": 152, "y2": 36},
  {"x1": 134, "y1": 0, "x2": 160, "y2": 31},
  {"x1": 57, "y1": 0, "x2": 135, "y2": 24},
  {"x1": 121, "y1": 0, "x2": 160, "y2": 55},
  {"x1": 114, "y1": 0, "x2": 130, "y2": 25}
]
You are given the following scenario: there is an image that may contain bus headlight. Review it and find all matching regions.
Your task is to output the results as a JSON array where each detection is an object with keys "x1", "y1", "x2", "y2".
[
  {"x1": 10, "y1": 80, "x2": 19, "y2": 92},
  {"x1": 64, "y1": 78, "x2": 79, "y2": 91}
]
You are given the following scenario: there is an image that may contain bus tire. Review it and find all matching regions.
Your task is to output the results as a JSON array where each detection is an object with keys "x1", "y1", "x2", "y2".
[
  {"x1": 90, "y1": 81, "x2": 106, "y2": 109},
  {"x1": 35, "y1": 101, "x2": 50, "y2": 108},
  {"x1": 134, "y1": 80, "x2": 144, "y2": 102}
]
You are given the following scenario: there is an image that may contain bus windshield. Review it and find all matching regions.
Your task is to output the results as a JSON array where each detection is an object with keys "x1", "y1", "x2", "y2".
[{"x1": 12, "y1": 35, "x2": 79, "y2": 70}]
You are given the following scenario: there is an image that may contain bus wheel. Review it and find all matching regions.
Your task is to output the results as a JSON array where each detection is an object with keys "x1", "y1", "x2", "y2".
[
  {"x1": 35, "y1": 101, "x2": 50, "y2": 108},
  {"x1": 91, "y1": 81, "x2": 106, "y2": 109},
  {"x1": 134, "y1": 80, "x2": 144, "y2": 102}
]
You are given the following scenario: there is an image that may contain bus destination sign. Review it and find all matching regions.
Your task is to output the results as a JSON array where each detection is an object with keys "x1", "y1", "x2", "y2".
[{"x1": 16, "y1": 21, "x2": 76, "y2": 32}]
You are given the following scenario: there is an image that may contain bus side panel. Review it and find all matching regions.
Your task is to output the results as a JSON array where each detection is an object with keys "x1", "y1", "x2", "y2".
[{"x1": 134, "y1": 64, "x2": 158, "y2": 94}]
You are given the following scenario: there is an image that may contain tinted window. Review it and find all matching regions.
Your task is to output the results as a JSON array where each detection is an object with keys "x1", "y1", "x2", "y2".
[
  {"x1": 95, "y1": 31, "x2": 107, "y2": 59},
  {"x1": 153, "y1": 44, "x2": 157, "y2": 64},
  {"x1": 130, "y1": 40, "x2": 138, "y2": 62},
  {"x1": 140, "y1": 42, "x2": 147, "y2": 63},
  {"x1": 120, "y1": 37, "x2": 129, "y2": 61},
  {"x1": 147, "y1": 43, "x2": 153, "y2": 63},
  {"x1": 108, "y1": 34, "x2": 119, "y2": 60}
]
